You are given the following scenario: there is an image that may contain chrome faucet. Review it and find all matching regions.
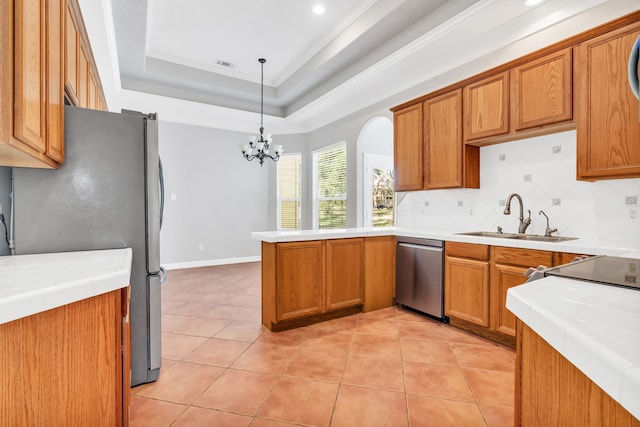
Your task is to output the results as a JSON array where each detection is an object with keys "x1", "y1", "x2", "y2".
[
  {"x1": 503, "y1": 193, "x2": 531, "y2": 234},
  {"x1": 538, "y1": 210, "x2": 558, "y2": 237}
]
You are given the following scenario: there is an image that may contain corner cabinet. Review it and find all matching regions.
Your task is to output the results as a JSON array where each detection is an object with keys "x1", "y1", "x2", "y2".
[
  {"x1": 0, "y1": 0, "x2": 65, "y2": 168},
  {"x1": 393, "y1": 104, "x2": 423, "y2": 191},
  {"x1": 576, "y1": 22, "x2": 640, "y2": 180},
  {"x1": 0, "y1": 287, "x2": 130, "y2": 426}
]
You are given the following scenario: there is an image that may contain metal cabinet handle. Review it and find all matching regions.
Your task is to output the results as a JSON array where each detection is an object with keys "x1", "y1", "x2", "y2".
[{"x1": 629, "y1": 35, "x2": 640, "y2": 100}]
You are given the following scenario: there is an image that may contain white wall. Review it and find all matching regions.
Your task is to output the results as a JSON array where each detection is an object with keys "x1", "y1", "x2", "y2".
[
  {"x1": 159, "y1": 121, "x2": 280, "y2": 268},
  {"x1": 396, "y1": 131, "x2": 640, "y2": 243}
]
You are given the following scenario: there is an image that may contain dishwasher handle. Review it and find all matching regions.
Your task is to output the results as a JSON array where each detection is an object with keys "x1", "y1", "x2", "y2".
[{"x1": 398, "y1": 243, "x2": 444, "y2": 252}]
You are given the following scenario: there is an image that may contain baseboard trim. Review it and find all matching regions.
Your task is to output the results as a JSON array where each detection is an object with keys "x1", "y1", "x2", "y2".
[{"x1": 163, "y1": 256, "x2": 261, "y2": 270}]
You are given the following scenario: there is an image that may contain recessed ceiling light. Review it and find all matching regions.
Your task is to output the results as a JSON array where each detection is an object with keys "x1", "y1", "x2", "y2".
[
  {"x1": 313, "y1": 4, "x2": 325, "y2": 15},
  {"x1": 525, "y1": 0, "x2": 545, "y2": 6}
]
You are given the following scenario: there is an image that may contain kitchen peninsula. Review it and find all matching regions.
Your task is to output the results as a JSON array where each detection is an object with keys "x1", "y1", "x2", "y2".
[
  {"x1": 0, "y1": 249, "x2": 132, "y2": 426},
  {"x1": 253, "y1": 227, "x2": 640, "y2": 424}
]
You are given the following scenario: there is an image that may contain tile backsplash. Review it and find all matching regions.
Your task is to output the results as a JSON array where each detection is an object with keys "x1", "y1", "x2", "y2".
[{"x1": 396, "y1": 130, "x2": 640, "y2": 242}]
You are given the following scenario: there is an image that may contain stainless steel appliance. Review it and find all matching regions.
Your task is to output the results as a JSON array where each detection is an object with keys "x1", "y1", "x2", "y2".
[
  {"x1": 395, "y1": 237, "x2": 446, "y2": 321},
  {"x1": 12, "y1": 105, "x2": 165, "y2": 386},
  {"x1": 545, "y1": 255, "x2": 640, "y2": 290}
]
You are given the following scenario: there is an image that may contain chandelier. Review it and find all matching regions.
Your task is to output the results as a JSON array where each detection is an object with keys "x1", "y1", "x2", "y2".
[{"x1": 241, "y1": 58, "x2": 283, "y2": 166}]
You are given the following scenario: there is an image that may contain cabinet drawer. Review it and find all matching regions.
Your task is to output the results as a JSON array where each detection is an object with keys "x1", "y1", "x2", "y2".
[
  {"x1": 493, "y1": 246, "x2": 553, "y2": 267},
  {"x1": 445, "y1": 242, "x2": 489, "y2": 260}
]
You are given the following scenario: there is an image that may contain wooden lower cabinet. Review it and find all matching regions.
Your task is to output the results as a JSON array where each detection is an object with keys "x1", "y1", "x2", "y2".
[
  {"x1": 276, "y1": 240, "x2": 325, "y2": 321},
  {"x1": 0, "y1": 288, "x2": 130, "y2": 426},
  {"x1": 363, "y1": 236, "x2": 396, "y2": 312},
  {"x1": 445, "y1": 242, "x2": 559, "y2": 344},
  {"x1": 263, "y1": 238, "x2": 368, "y2": 330},
  {"x1": 490, "y1": 246, "x2": 553, "y2": 337},
  {"x1": 516, "y1": 320, "x2": 640, "y2": 426},
  {"x1": 326, "y1": 238, "x2": 364, "y2": 311},
  {"x1": 445, "y1": 255, "x2": 490, "y2": 326}
]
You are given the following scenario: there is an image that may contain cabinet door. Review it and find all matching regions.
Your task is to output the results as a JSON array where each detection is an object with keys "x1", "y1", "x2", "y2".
[
  {"x1": 394, "y1": 103, "x2": 423, "y2": 191},
  {"x1": 363, "y1": 236, "x2": 396, "y2": 312},
  {"x1": 576, "y1": 23, "x2": 640, "y2": 180},
  {"x1": 512, "y1": 48, "x2": 572, "y2": 130},
  {"x1": 491, "y1": 263, "x2": 527, "y2": 337},
  {"x1": 46, "y1": 0, "x2": 64, "y2": 163},
  {"x1": 326, "y1": 238, "x2": 364, "y2": 311},
  {"x1": 445, "y1": 256, "x2": 489, "y2": 326},
  {"x1": 13, "y1": 0, "x2": 47, "y2": 153},
  {"x1": 424, "y1": 89, "x2": 463, "y2": 189},
  {"x1": 277, "y1": 241, "x2": 325, "y2": 321},
  {"x1": 464, "y1": 71, "x2": 509, "y2": 140}
]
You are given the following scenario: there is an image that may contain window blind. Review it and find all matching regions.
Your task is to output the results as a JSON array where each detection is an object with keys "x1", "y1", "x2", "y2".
[
  {"x1": 277, "y1": 154, "x2": 301, "y2": 229},
  {"x1": 313, "y1": 143, "x2": 347, "y2": 229}
]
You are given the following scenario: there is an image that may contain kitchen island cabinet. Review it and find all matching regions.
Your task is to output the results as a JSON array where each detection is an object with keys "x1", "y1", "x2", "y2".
[
  {"x1": 262, "y1": 236, "x2": 394, "y2": 331},
  {"x1": 0, "y1": 249, "x2": 132, "y2": 426}
]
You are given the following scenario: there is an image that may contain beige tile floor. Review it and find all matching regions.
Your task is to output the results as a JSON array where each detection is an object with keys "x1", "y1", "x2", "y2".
[{"x1": 130, "y1": 262, "x2": 515, "y2": 426}]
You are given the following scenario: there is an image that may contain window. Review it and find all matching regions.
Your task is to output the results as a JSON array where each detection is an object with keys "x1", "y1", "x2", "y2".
[
  {"x1": 313, "y1": 143, "x2": 347, "y2": 229},
  {"x1": 277, "y1": 153, "x2": 302, "y2": 229}
]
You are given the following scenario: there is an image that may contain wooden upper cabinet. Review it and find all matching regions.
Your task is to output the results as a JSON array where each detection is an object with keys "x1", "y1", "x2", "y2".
[
  {"x1": 13, "y1": 0, "x2": 47, "y2": 154},
  {"x1": 512, "y1": 48, "x2": 573, "y2": 131},
  {"x1": 394, "y1": 103, "x2": 423, "y2": 191},
  {"x1": 326, "y1": 238, "x2": 364, "y2": 311},
  {"x1": 464, "y1": 71, "x2": 510, "y2": 140},
  {"x1": 78, "y1": 45, "x2": 90, "y2": 108},
  {"x1": 576, "y1": 23, "x2": 640, "y2": 180},
  {"x1": 276, "y1": 241, "x2": 325, "y2": 321},
  {"x1": 424, "y1": 89, "x2": 463, "y2": 189},
  {"x1": 0, "y1": 0, "x2": 64, "y2": 168}
]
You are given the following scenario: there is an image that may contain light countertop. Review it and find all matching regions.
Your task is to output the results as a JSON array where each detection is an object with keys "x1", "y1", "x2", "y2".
[
  {"x1": 506, "y1": 252, "x2": 640, "y2": 420},
  {"x1": 252, "y1": 226, "x2": 640, "y2": 256},
  {"x1": 0, "y1": 248, "x2": 133, "y2": 325}
]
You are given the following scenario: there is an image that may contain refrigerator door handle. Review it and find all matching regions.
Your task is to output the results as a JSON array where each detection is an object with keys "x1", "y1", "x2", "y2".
[
  {"x1": 159, "y1": 157, "x2": 165, "y2": 229},
  {"x1": 160, "y1": 266, "x2": 167, "y2": 284}
]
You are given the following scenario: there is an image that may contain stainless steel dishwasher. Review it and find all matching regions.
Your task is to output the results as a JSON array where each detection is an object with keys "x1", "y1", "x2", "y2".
[{"x1": 395, "y1": 237, "x2": 446, "y2": 322}]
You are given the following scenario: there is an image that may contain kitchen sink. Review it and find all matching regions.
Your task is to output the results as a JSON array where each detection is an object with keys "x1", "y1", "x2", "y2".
[
  {"x1": 457, "y1": 231, "x2": 520, "y2": 238},
  {"x1": 511, "y1": 234, "x2": 578, "y2": 242},
  {"x1": 457, "y1": 231, "x2": 577, "y2": 242}
]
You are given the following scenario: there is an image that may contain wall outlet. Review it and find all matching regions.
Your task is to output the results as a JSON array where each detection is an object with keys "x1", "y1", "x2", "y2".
[
  {"x1": 198, "y1": 244, "x2": 204, "y2": 251},
  {"x1": 457, "y1": 200, "x2": 464, "y2": 207},
  {"x1": 625, "y1": 196, "x2": 638, "y2": 205},
  {"x1": 524, "y1": 174, "x2": 532, "y2": 182}
]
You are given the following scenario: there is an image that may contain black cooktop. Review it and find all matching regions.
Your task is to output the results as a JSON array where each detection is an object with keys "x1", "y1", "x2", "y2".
[{"x1": 545, "y1": 255, "x2": 640, "y2": 290}]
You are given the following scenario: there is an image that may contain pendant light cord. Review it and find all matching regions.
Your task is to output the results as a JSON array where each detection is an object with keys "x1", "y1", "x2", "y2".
[{"x1": 259, "y1": 58, "x2": 266, "y2": 135}]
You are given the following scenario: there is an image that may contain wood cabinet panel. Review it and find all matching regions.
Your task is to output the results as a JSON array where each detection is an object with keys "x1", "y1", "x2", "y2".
[
  {"x1": 13, "y1": 0, "x2": 47, "y2": 153},
  {"x1": 394, "y1": 103, "x2": 423, "y2": 191},
  {"x1": 64, "y1": 3, "x2": 79, "y2": 105},
  {"x1": 445, "y1": 242, "x2": 489, "y2": 260},
  {"x1": 0, "y1": 290, "x2": 128, "y2": 426},
  {"x1": 424, "y1": 89, "x2": 463, "y2": 189},
  {"x1": 576, "y1": 23, "x2": 640, "y2": 180},
  {"x1": 363, "y1": 236, "x2": 396, "y2": 312},
  {"x1": 445, "y1": 255, "x2": 490, "y2": 327},
  {"x1": 512, "y1": 48, "x2": 573, "y2": 130},
  {"x1": 492, "y1": 246, "x2": 553, "y2": 268},
  {"x1": 517, "y1": 320, "x2": 640, "y2": 426},
  {"x1": 491, "y1": 263, "x2": 527, "y2": 337},
  {"x1": 276, "y1": 241, "x2": 325, "y2": 321},
  {"x1": 326, "y1": 238, "x2": 364, "y2": 311},
  {"x1": 77, "y1": 45, "x2": 89, "y2": 108},
  {"x1": 464, "y1": 72, "x2": 509, "y2": 140},
  {"x1": 46, "y1": 0, "x2": 64, "y2": 163}
]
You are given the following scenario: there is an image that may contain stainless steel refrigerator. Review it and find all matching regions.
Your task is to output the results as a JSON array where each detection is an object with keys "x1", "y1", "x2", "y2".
[{"x1": 12, "y1": 105, "x2": 165, "y2": 387}]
